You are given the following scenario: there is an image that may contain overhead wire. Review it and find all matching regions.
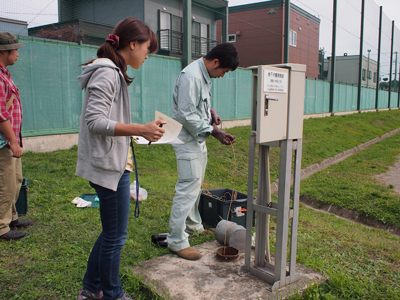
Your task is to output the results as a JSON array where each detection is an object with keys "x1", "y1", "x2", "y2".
[
  {"x1": 293, "y1": 0, "x2": 398, "y2": 56},
  {"x1": 0, "y1": 11, "x2": 56, "y2": 16},
  {"x1": 25, "y1": 0, "x2": 57, "y2": 28}
]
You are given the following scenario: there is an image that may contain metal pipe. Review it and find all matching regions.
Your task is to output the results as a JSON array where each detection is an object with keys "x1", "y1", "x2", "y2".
[
  {"x1": 183, "y1": 0, "x2": 192, "y2": 68},
  {"x1": 284, "y1": 0, "x2": 290, "y2": 63},
  {"x1": 221, "y1": 6, "x2": 228, "y2": 43}
]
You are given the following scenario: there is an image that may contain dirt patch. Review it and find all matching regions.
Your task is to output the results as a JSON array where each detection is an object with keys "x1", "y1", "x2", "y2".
[
  {"x1": 372, "y1": 120, "x2": 384, "y2": 126},
  {"x1": 375, "y1": 155, "x2": 400, "y2": 194},
  {"x1": 298, "y1": 150, "x2": 400, "y2": 237}
]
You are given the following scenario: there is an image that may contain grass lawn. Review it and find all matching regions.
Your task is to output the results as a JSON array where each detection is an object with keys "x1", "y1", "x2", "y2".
[{"x1": 1, "y1": 110, "x2": 400, "y2": 299}]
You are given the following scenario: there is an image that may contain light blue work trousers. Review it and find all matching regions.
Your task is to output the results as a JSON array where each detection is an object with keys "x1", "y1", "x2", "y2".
[{"x1": 167, "y1": 141, "x2": 207, "y2": 251}]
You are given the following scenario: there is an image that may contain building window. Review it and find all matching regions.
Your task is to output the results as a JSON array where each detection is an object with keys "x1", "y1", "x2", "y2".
[
  {"x1": 362, "y1": 69, "x2": 366, "y2": 81},
  {"x1": 192, "y1": 21, "x2": 212, "y2": 56},
  {"x1": 228, "y1": 34, "x2": 236, "y2": 42},
  {"x1": 368, "y1": 70, "x2": 372, "y2": 79},
  {"x1": 289, "y1": 30, "x2": 297, "y2": 47},
  {"x1": 159, "y1": 10, "x2": 216, "y2": 57},
  {"x1": 373, "y1": 72, "x2": 377, "y2": 83},
  {"x1": 159, "y1": 11, "x2": 183, "y2": 53}
]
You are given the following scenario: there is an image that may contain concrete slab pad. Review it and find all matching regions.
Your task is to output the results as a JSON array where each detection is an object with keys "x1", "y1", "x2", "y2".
[{"x1": 132, "y1": 240, "x2": 324, "y2": 300}]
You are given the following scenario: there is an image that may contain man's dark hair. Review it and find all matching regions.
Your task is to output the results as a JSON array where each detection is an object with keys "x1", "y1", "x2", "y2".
[{"x1": 204, "y1": 43, "x2": 239, "y2": 71}]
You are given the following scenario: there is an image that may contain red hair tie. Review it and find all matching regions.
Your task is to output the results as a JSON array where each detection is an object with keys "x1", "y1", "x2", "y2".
[{"x1": 105, "y1": 34, "x2": 119, "y2": 49}]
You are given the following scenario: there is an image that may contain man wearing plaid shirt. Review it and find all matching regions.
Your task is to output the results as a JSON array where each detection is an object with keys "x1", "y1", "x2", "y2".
[{"x1": 0, "y1": 32, "x2": 33, "y2": 241}]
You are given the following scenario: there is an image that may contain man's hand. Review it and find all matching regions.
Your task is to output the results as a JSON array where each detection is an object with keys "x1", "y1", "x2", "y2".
[
  {"x1": 210, "y1": 107, "x2": 221, "y2": 126},
  {"x1": 0, "y1": 120, "x2": 22, "y2": 157},
  {"x1": 211, "y1": 125, "x2": 236, "y2": 145},
  {"x1": 9, "y1": 141, "x2": 22, "y2": 158}
]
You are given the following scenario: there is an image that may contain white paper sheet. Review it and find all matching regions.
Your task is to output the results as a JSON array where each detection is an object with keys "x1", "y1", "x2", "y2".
[{"x1": 132, "y1": 111, "x2": 183, "y2": 145}]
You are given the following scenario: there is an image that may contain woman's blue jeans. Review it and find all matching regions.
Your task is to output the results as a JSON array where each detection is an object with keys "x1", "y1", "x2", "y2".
[{"x1": 82, "y1": 171, "x2": 131, "y2": 300}]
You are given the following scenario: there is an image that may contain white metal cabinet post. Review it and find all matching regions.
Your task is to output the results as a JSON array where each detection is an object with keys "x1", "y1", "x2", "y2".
[{"x1": 245, "y1": 64, "x2": 306, "y2": 291}]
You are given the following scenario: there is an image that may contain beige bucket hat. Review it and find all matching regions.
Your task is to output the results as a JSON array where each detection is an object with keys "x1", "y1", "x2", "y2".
[{"x1": 0, "y1": 32, "x2": 25, "y2": 51}]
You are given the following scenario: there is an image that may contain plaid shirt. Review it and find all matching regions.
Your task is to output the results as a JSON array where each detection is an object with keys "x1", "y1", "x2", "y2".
[{"x1": 0, "y1": 65, "x2": 23, "y2": 146}]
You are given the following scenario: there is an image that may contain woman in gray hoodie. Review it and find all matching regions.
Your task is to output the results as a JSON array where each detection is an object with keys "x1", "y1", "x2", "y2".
[{"x1": 76, "y1": 18, "x2": 165, "y2": 300}]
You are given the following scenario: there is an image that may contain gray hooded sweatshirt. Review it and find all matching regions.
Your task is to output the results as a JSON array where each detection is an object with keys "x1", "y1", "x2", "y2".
[{"x1": 76, "y1": 58, "x2": 131, "y2": 191}]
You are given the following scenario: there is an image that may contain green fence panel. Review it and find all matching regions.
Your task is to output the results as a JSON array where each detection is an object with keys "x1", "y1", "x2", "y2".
[
  {"x1": 377, "y1": 90, "x2": 389, "y2": 108},
  {"x1": 347, "y1": 85, "x2": 358, "y2": 111},
  {"x1": 211, "y1": 69, "x2": 237, "y2": 120},
  {"x1": 333, "y1": 83, "x2": 358, "y2": 112},
  {"x1": 128, "y1": 55, "x2": 182, "y2": 124},
  {"x1": 389, "y1": 92, "x2": 399, "y2": 108},
  {"x1": 9, "y1": 40, "x2": 91, "y2": 136},
  {"x1": 360, "y1": 87, "x2": 376, "y2": 110},
  {"x1": 210, "y1": 67, "x2": 252, "y2": 120},
  {"x1": 235, "y1": 68, "x2": 252, "y2": 119},
  {"x1": 335, "y1": 84, "x2": 356, "y2": 112},
  {"x1": 304, "y1": 79, "x2": 330, "y2": 114}
]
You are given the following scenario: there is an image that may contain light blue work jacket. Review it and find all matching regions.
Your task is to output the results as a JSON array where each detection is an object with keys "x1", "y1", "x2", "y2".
[{"x1": 172, "y1": 58, "x2": 214, "y2": 146}]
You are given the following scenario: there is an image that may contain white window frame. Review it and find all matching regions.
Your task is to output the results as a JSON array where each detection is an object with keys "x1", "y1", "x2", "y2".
[
  {"x1": 289, "y1": 29, "x2": 297, "y2": 47},
  {"x1": 159, "y1": 11, "x2": 183, "y2": 52}
]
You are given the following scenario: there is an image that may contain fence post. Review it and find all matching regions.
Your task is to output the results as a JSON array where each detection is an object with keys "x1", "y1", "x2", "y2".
[
  {"x1": 329, "y1": 0, "x2": 338, "y2": 114},
  {"x1": 394, "y1": 52, "x2": 398, "y2": 107},
  {"x1": 375, "y1": 6, "x2": 382, "y2": 110},
  {"x1": 398, "y1": 60, "x2": 400, "y2": 107},
  {"x1": 357, "y1": 0, "x2": 365, "y2": 112},
  {"x1": 388, "y1": 20, "x2": 394, "y2": 108}
]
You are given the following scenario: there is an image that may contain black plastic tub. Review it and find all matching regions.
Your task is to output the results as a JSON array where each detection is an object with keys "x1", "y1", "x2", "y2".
[{"x1": 199, "y1": 188, "x2": 255, "y2": 228}]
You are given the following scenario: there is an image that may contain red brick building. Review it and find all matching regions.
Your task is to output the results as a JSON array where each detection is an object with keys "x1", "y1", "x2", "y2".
[{"x1": 217, "y1": 1, "x2": 320, "y2": 79}]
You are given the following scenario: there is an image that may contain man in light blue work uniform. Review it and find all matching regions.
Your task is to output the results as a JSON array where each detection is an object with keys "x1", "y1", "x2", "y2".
[{"x1": 167, "y1": 43, "x2": 239, "y2": 260}]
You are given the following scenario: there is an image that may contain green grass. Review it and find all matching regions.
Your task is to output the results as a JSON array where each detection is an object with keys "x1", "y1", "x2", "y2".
[
  {"x1": 289, "y1": 206, "x2": 400, "y2": 299},
  {"x1": 301, "y1": 132, "x2": 400, "y2": 227},
  {"x1": 1, "y1": 110, "x2": 400, "y2": 299}
]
